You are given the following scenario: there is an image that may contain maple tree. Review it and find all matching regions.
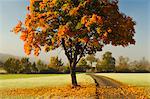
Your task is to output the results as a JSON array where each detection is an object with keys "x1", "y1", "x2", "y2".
[{"x1": 13, "y1": 0, "x2": 135, "y2": 87}]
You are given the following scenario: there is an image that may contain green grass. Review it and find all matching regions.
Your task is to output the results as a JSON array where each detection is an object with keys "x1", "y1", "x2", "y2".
[
  {"x1": 96, "y1": 73, "x2": 150, "y2": 87},
  {"x1": 0, "y1": 74, "x2": 65, "y2": 80},
  {"x1": 0, "y1": 74, "x2": 94, "y2": 89}
]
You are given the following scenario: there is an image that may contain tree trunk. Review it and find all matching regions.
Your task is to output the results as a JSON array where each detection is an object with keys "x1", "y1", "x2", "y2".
[
  {"x1": 61, "y1": 38, "x2": 80, "y2": 87},
  {"x1": 70, "y1": 64, "x2": 78, "y2": 87}
]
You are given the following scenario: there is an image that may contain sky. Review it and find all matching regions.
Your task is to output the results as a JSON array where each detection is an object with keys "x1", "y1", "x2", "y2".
[{"x1": 0, "y1": 0, "x2": 150, "y2": 64}]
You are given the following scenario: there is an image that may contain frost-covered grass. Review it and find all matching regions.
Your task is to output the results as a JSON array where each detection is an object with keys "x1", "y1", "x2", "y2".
[
  {"x1": 95, "y1": 73, "x2": 150, "y2": 87},
  {"x1": 0, "y1": 74, "x2": 95, "y2": 89}
]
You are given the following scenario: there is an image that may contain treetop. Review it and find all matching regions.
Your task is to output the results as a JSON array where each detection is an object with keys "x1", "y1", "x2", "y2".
[{"x1": 12, "y1": 0, "x2": 136, "y2": 56}]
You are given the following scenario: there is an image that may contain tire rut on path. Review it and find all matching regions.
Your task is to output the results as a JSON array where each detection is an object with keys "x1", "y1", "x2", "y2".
[
  {"x1": 88, "y1": 74, "x2": 124, "y2": 99},
  {"x1": 89, "y1": 74, "x2": 123, "y2": 88}
]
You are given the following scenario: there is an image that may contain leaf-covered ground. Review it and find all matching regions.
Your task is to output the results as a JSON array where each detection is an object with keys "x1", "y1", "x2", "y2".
[
  {"x1": 1, "y1": 85, "x2": 149, "y2": 99},
  {"x1": 0, "y1": 73, "x2": 149, "y2": 99},
  {"x1": 97, "y1": 86, "x2": 150, "y2": 99},
  {"x1": 0, "y1": 85, "x2": 96, "y2": 99}
]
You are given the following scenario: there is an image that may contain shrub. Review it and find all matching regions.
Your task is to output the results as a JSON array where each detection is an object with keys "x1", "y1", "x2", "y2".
[{"x1": 4, "y1": 58, "x2": 24, "y2": 73}]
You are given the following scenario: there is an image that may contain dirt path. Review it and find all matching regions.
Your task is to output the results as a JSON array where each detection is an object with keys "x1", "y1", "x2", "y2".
[
  {"x1": 89, "y1": 74, "x2": 123, "y2": 88},
  {"x1": 89, "y1": 74, "x2": 124, "y2": 99},
  {"x1": 88, "y1": 74, "x2": 149, "y2": 99}
]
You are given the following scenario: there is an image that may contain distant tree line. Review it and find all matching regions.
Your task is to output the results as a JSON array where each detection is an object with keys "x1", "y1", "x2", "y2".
[
  {"x1": 115, "y1": 56, "x2": 150, "y2": 73},
  {"x1": 3, "y1": 57, "x2": 65, "y2": 74},
  {"x1": 96, "y1": 51, "x2": 115, "y2": 72},
  {"x1": 1, "y1": 52, "x2": 150, "y2": 74},
  {"x1": 81, "y1": 52, "x2": 150, "y2": 73}
]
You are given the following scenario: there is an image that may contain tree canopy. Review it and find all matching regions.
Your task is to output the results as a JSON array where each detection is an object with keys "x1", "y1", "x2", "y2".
[{"x1": 13, "y1": 0, "x2": 135, "y2": 58}]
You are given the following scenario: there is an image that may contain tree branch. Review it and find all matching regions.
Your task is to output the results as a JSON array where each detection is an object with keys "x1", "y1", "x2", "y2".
[
  {"x1": 72, "y1": 42, "x2": 80, "y2": 67},
  {"x1": 61, "y1": 38, "x2": 72, "y2": 63},
  {"x1": 76, "y1": 41, "x2": 88, "y2": 65}
]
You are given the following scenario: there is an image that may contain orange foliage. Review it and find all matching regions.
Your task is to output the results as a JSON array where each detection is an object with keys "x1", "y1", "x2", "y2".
[
  {"x1": 103, "y1": 32, "x2": 108, "y2": 37},
  {"x1": 93, "y1": 39, "x2": 99, "y2": 46},
  {"x1": 34, "y1": 47, "x2": 40, "y2": 56},
  {"x1": 96, "y1": 27, "x2": 101, "y2": 34},
  {"x1": 79, "y1": 37, "x2": 89, "y2": 43},
  {"x1": 85, "y1": 14, "x2": 103, "y2": 27},
  {"x1": 58, "y1": 25, "x2": 70, "y2": 37},
  {"x1": 12, "y1": 21, "x2": 22, "y2": 34},
  {"x1": 86, "y1": 0, "x2": 92, "y2": 3},
  {"x1": 107, "y1": 28, "x2": 112, "y2": 33},
  {"x1": 27, "y1": 31, "x2": 34, "y2": 44},
  {"x1": 39, "y1": 2, "x2": 45, "y2": 10},
  {"x1": 69, "y1": 7, "x2": 79, "y2": 16},
  {"x1": 24, "y1": 42, "x2": 32, "y2": 55},
  {"x1": 81, "y1": 16, "x2": 88, "y2": 24},
  {"x1": 12, "y1": 0, "x2": 135, "y2": 56},
  {"x1": 20, "y1": 30, "x2": 28, "y2": 41}
]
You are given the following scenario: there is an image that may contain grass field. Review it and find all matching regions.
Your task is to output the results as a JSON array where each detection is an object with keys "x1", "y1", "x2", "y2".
[
  {"x1": 95, "y1": 73, "x2": 150, "y2": 87},
  {"x1": 0, "y1": 74, "x2": 65, "y2": 80},
  {"x1": 0, "y1": 74, "x2": 95, "y2": 89},
  {"x1": 1, "y1": 73, "x2": 150, "y2": 89}
]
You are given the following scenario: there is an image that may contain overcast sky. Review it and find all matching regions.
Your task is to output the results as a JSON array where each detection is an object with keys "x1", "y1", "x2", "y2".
[{"x1": 0, "y1": 0, "x2": 150, "y2": 63}]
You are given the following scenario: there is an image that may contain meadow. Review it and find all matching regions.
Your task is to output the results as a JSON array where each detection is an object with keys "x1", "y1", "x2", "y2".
[
  {"x1": 95, "y1": 73, "x2": 150, "y2": 88},
  {"x1": 0, "y1": 73, "x2": 150, "y2": 89},
  {"x1": 0, "y1": 74, "x2": 94, "y2": 89},
  {"x1": 0, "y1": 74, "x2": 65, "y2": 80}
]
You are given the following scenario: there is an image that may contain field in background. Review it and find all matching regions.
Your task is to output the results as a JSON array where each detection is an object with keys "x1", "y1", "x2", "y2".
[
  {"x1": 96, "y1": 73, "x2": 150, "y2": 88},
  {"x1": 1, "y1": 73, "x2": 150, "y2": 89},
  {"x1": 0, "y1": 74, "x2": 65, "y2": 80},
  {"x1": 0, "y1": 74, "x2": 94, "y2": 89}
]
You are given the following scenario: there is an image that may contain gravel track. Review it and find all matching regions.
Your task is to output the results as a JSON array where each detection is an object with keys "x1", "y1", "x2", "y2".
[{"x1": 89, "y1": 74, "x2": 123, "y2": 88}]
